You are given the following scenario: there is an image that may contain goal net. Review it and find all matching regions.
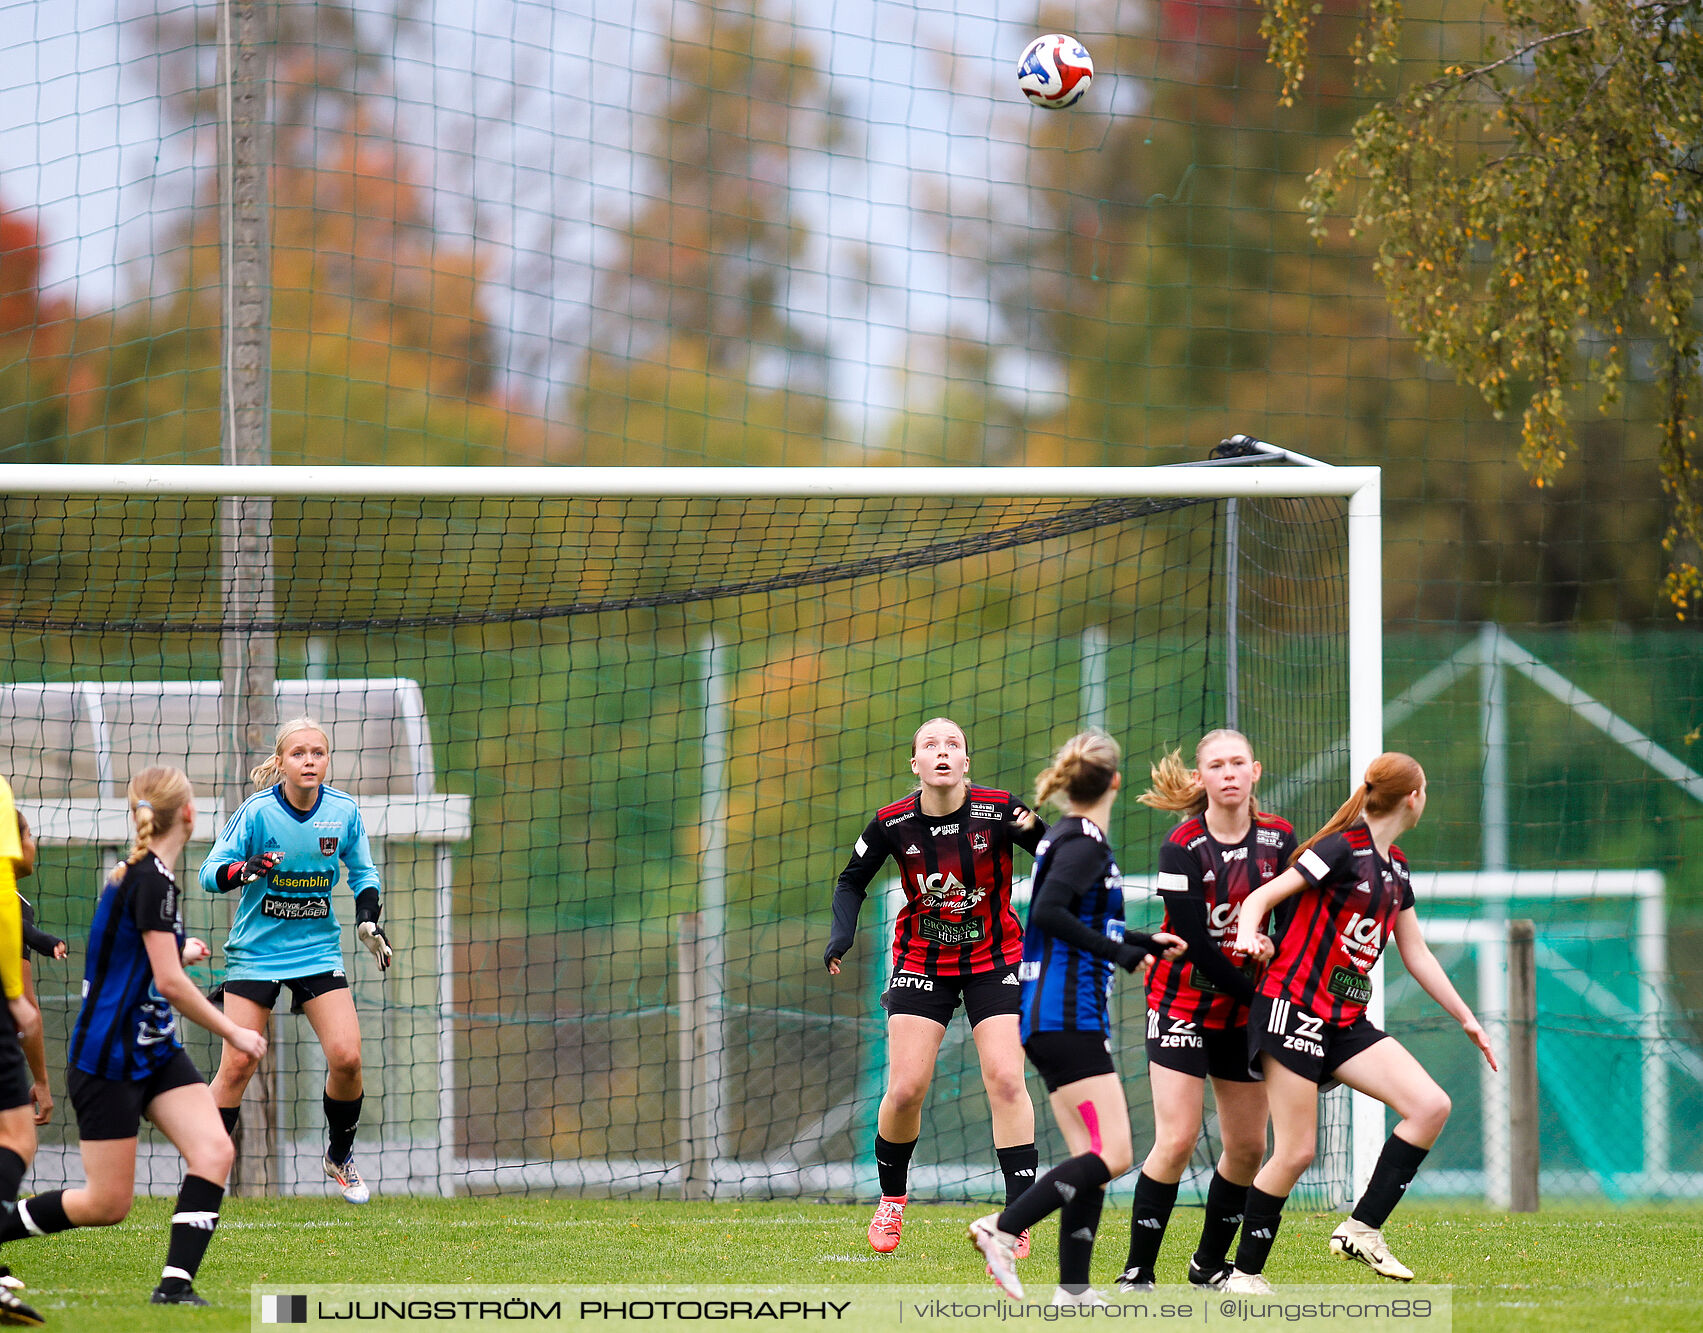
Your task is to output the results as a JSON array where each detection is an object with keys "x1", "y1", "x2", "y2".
[{"x1": 0, "y1": 461, "x2": 1376, "y2": 1206}]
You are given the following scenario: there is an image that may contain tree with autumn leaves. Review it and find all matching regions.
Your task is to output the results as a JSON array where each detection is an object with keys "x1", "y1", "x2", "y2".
[
  {"x1": 0, "y1": 204, "x2": 81, "y2": 464},
  {"x1": 1257, "y1": 0, "x2": 1703, "y2": 613},
  {"x1": 892, "y1": 0, "x2": 1672, "y2": 623},
  {"x1": 30, "y1": 0, "x2": 556, "y2": 467},
  {"x1": 572, "y1": 0, "x2": 844, "y2": 467}
]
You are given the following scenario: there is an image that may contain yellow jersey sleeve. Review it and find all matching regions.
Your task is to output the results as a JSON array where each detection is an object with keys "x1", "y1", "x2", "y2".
[
  {"x1": 0, "y1": 778, "x2": 21, "y2": 863},
  {"x1": 0, "y1": 779, "x2": 25, "y2": 997},
  {"x1": 0, "y1": 861, "x2": 19, "y2": 999}
]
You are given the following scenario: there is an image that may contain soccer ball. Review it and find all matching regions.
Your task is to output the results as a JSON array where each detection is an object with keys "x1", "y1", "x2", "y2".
[{"x1": 1016, "y1": 34, "x2": 1094, "y2": 109}]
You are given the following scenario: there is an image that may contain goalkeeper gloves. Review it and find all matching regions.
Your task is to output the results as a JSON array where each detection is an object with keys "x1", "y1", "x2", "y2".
[
  {"x1": 357, "y1": 922, "x2": 392, "y2": 970},
  {"x1": 354, "y1": 889, "x2": 390, "y2": 970},
  {"x1": 218, "y1": 851, "x2": 280, "y2": 890}
]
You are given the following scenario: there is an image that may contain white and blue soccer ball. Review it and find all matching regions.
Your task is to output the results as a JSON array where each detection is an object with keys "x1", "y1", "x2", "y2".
[{"x1": 1016, "y1": 34, "x2": 1094, "y2": 109}]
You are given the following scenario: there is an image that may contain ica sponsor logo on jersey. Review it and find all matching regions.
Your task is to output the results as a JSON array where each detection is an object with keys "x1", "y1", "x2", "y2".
[
  {"x1": 1206, "y1": 901, "x2": 1242, "y2": 937},
  {"x1": 920, "y1": 871, "x2": 986, "y2": 915},
  {"x1": 1342, "y1": 911, "x2": 1385, "y2": 949}
]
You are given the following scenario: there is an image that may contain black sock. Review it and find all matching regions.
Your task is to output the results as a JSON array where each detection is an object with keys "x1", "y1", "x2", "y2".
[
  {"x1": 997, "y1": 1152, "x2": 1111, "y2": 1237},
  {"x1": 162, "y1": 1175, "x2": 224, "y2": 1284},
  {"x1": 1058, "y1": 1182, "x2": 1106, "y2": 1290},
  {"x1": 996, "y1": 1143, "x2": 1039, "y2": 1209},
  {"x1": 1123, "y1": 1171, "x2": 1179, "y2": 1276},
  {"x1": 1194, "y1": 1169, "x2": 1248, "y2": 1270},
  {"x1": 325, "y1": 1093, "x2": 362, "y2": 1166},
  {"x1": 0, "y1": 1190, "x2": 74, "y2": 1244},
  {"x1": 0, "y1": 1148, "x2": 26, "y2": 1204},
  {"x1": 1231, "y1": 1186, "x2": 1287, "y2": 1276},
  {"x1": 1352, "y1": 1133, "x2": 1430, "y2": 1229},
  {"x1": 219, "y1": 1106, "x2": 240, "y2": 1137},
  {"x1": 874, "y1": 1134, "x2": 916, "y2": 1199}
]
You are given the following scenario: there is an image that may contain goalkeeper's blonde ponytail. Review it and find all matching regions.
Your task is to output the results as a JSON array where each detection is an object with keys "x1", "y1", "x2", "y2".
[{"x1": 252, "y1": 716, "x2": 331, "y2": 788}]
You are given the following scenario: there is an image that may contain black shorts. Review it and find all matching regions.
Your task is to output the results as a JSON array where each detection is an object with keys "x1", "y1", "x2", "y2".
[
  {"x1": 1145, "y1": 1011, "x2": 1258, "y2": 1083},
  {"x1": 67, "y1": 1047, "x2": 207, "y2": 1141},
  {"x1": 1247, "y1": 993, "x2": 1388, "y2": 1085},
  {"x1": 882, "y1": 963, "x2": 1022, "y2": 1027},
  {"x1": 220, "y1": 970, "x2": 348, "y2": 1014},
  {"x1": 1023, "y1": 1029, "x2": 1116, "y2": 1092},
  {"x1": 0, "y1": 1021, "x2": 31, "y2": 1113}
]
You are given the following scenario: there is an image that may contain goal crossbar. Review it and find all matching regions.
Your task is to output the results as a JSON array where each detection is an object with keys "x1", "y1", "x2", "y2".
[{"x1": 0, "y1": 463, "x2": 1381, "y2": 501}]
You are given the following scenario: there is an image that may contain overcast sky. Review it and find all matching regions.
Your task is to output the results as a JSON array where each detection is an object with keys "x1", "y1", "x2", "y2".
[{"x1": 0, "y1": 0, "x2": 1138, "y2": 434}]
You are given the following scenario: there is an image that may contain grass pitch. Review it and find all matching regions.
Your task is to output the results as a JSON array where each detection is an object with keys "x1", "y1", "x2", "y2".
[{"x1": 8, "y1": 1195, "x2": 1700, "y2": 1331}]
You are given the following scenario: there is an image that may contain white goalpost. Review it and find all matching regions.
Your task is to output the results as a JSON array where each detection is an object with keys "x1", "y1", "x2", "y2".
[{"x1": 0, "y1": 459, "x2": 1383, "y2": 1201}]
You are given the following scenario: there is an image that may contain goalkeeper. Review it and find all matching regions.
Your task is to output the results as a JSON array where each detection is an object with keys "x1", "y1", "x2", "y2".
[{"x1": 198, "y1": 717, "x2": 392, "y2": 1205}]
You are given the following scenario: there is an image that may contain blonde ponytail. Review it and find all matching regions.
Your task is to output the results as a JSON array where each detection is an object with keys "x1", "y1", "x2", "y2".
[
  {"x1": 1137, "y1": 729, "x2": 1262, "y2": 820},
  {"x1": 110, "y1": 766, "x2": 192, "y2": 885},
  {"x1": 1034, "y1": 730, "x2": 1121, "y2": 810},
  {"x1": 1137, "y1": 748, "x2": 1206, "y2": 817}
]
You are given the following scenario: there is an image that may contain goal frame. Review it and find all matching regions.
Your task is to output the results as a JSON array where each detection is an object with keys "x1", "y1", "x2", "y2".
[{"x1": 0, "y1": 460, "x2": 1384, "y2": 1200}]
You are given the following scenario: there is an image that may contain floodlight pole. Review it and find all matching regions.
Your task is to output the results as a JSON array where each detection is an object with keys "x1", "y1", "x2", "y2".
[{"x1": 218, "y1": 0, "x2": 278, "y2": 1196}]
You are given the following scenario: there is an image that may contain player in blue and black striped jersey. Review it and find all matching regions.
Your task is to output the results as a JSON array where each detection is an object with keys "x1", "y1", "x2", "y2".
[
  {"x1": 199, "y1": 717, "x2": 392, "y2": 1207},
  {"x1": 0, "y1": 766, "x2": 269, "y2": 1309},
  {"x1": 969, "y1": 732, "x2": 1183, "y2": 1306}
]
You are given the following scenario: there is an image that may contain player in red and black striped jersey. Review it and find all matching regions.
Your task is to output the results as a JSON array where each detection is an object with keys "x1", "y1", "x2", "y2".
[
  {"x1": 1116, "y1": 731, "x2": 1295, "y2": 1293},
  {"x1": 824, "y1": 719, "x2": 1045, "y2": 1256},
  {"x1": 1222, "y1": 753, "x2": 1498, "y2": 1294}
]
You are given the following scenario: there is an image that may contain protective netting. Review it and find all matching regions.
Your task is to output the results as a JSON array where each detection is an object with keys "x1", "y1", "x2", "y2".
[
  {"x1": 0, "y1": 484, "x2": 1350, "y2": 1201},
  {"x1": 3, "y1": 0, "x2": 1700, "y2": 1208}
]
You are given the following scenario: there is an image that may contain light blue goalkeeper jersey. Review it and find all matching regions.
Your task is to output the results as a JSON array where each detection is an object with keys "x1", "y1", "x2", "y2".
[{"x1": 198, "y1": 784, "x2": 381, "y2": 981}]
